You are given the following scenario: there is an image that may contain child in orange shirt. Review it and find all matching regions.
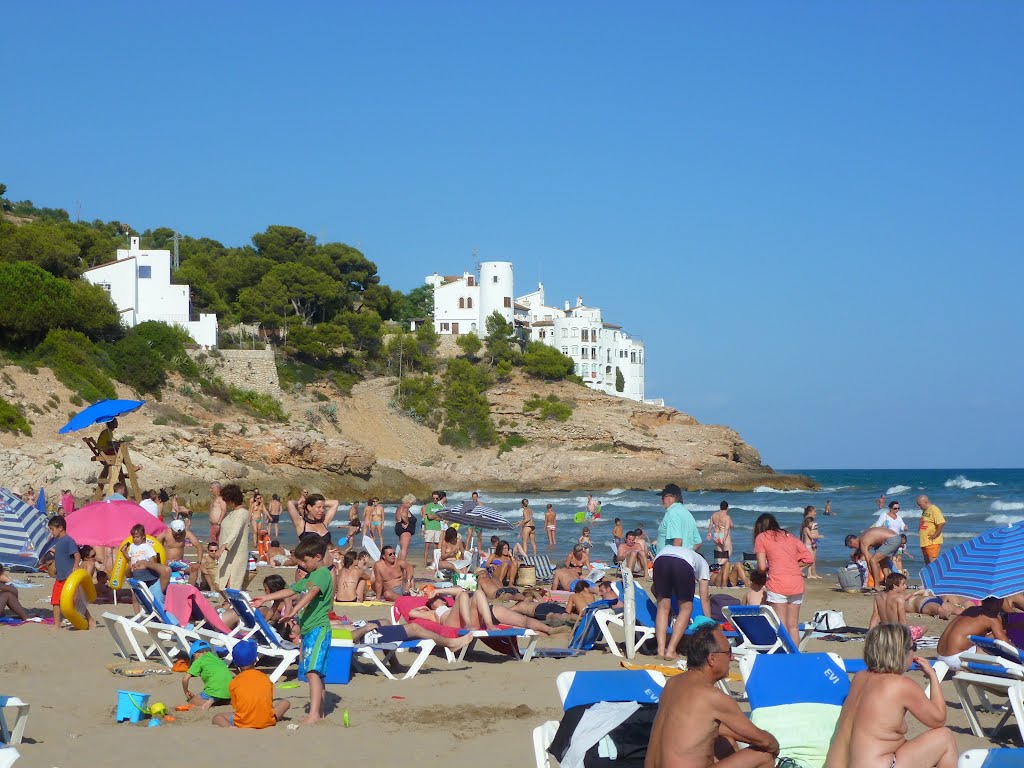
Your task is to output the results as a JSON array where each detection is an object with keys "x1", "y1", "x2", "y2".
[{"x1": 212, "y1": 640, "x2": 290, "y2": 728}]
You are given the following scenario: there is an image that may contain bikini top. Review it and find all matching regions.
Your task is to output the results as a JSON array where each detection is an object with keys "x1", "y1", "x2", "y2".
[{"x1": 300, "y1": 517, "x2": 332, "y2": 546}]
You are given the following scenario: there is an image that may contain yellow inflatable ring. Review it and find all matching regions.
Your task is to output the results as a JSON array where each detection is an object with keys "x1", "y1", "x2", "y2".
[
  {"x1": 110, "y1": 534, "x2": 167, "y2": 590},
  {"x1": 60, "y1": 569, "x2": 97, "y2": 630}
]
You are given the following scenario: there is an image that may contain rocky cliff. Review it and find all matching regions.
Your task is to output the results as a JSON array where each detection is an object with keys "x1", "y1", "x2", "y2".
[{"x1": 0, "y1": 365, "x2": 814, "y2": 506}]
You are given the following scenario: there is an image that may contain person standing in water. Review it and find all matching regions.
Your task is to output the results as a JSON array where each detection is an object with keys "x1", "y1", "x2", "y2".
[
  {"x1": 517, "y1": 499, "x2": 538, "y2": 557},
  {"x1": 544, "y1": 503, "x2": 557, "y2": 547}
]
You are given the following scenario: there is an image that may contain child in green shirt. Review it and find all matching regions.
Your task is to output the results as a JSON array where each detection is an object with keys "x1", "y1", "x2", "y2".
[
  {"x1": 253, "y1": 535, "x2": 332, "y2": 723},
  {"x1": 182, "y1": 640, "x2": 232, "y2": 708}
]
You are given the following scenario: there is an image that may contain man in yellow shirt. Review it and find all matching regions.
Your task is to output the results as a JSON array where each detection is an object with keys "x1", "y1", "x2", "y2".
[{"x1": 916, "y1": 494, "x2": 946, "y2": 564}]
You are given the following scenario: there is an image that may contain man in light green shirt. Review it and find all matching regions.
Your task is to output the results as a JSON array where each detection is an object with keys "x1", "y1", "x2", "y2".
[
  {"x1": 656, "y1": 483, "x2": 702, "y2": 552},
  {"x1": 422, "y1": 490, "x2": 444, "y2": 566}
]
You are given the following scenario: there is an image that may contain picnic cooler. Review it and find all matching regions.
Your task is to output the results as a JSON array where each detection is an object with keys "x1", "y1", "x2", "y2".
[
  {"x1": 298, "y1": 631, "x2": 353, "y2": 685},
  {"x1": 516, "y1": 564, "x2": 537, "y2": 587}
]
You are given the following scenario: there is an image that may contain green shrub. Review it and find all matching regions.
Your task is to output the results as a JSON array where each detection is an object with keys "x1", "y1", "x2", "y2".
[
  {"x1": 522, "y1": 342, "x2": 575, "y2": 380},
  {"x1": 395, "y1": 375, "x2": 443, "y2": 428},
  {"x1": 523, "y1": 394, "x2": 573, "y2": 422},
  {"x1": 212, "y1": 422, "x2": 226, "y2": 434},
  {"x1": 439, "y1": 358, "x2": 497, "y2": 447},
  {"x1": 318, "y1": 402, "x2": 339, "y2": 424},
  {"x1": 229, "y1": 386, "x2": 288, "y2": 421},
  {"x1": 615, "y1": 366, "x2": 625, "y2": 393},
  {"x1": 312, "y1": 390, "x2": 329, "y2": 402},
  {"x1": 332, "y1": 370, "x2": 360, "y2": 397},
  {"x1": 0, "y1": 396, "x2": 31, "y2": 435},
  {"x1": 35, "y1": 328, "x2": 116, "y2": 403},
  {"x1": 585, "y1": 442, "x2": 617, "y2": 452},
  {"x1": 497, "y1": 432, "x2": 527, "y2": 456},
  {"x1": 69, "y1": 394, "x2": 83, "y2": 406},
  {"x1": 277, "y1": 359, "x2": 319, "y2": 389}
]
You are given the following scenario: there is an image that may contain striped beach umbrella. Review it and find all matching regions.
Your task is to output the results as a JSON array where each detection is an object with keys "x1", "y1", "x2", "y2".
[
  {"x1": 921, "y1": 521, "x2": 1024, "y2": 600},
  {"x1": 0, "y1": 488, "x2": 52, "y2": 571},
  {"x1": 437, "y1": 501, "x2": 516, "y2": 531}
]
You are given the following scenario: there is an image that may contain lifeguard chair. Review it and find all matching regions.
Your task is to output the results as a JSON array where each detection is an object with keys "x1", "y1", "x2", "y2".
[{"x1": 82, "y1": 438, "x2": 142, "y2": 502}]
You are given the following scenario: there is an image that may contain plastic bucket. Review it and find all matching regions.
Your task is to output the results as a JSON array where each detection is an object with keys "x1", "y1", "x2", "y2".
[{"x1": 116, "y1": 690, "x2": 150, "y2": 723}]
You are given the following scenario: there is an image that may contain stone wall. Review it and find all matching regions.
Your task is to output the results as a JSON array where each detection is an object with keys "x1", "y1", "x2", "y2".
[{"x1": 193, "y1": 348, "x2": 281, "y2": 395}]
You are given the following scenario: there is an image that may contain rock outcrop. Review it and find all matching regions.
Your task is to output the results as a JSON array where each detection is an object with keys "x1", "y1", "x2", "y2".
[{"x1": 0, "y1": 364, "x2": 814, "y2": 506}]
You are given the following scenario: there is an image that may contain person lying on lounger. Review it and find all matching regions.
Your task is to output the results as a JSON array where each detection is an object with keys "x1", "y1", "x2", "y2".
[{"x1": 647, "y1": 625, "x2": 779, "y2": 768}]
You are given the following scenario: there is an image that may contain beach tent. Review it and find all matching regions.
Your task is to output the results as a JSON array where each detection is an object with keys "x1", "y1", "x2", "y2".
[{"x1": 0, "y1": 488, "x2": 51, "y2": 571}]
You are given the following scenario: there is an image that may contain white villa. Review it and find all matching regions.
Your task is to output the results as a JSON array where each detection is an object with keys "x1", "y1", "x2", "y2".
[
  {"x1": 83, "y1": 235, "x2": 218, "y2": 347},
  {"x1": 421, "y1": 262, "x2": 645, "y2": 401}
]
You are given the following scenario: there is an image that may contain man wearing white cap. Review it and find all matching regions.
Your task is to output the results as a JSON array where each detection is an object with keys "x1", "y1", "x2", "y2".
[{"x1": 158, "y1": 518, "x2": 204, "y2": 585}]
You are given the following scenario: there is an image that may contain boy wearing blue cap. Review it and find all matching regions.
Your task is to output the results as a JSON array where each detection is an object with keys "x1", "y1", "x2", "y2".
[
  {"x1": 182, "y1": 640, "x2": 232, "y2": 709},
  {"x1": 252, "y1": 536, "x2": 332, "y2": 723},
  {"x1": 212, "y1": 640, "x2": 290, "y2": 728}
]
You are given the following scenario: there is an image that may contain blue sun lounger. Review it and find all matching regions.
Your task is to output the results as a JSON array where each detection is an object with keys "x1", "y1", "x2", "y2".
[{"x1": 534, "y1": 599, "x2": 617, "y2": 658}]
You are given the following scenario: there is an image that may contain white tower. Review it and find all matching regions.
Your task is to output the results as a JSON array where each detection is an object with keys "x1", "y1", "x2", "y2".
[{"x1": 478, "y1": 261, "x2": 514, "y2": 327}]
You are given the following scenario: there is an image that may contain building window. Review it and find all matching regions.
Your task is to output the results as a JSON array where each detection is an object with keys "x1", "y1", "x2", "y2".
[
  {"x1": 607, "y1": 349, "x2": 612, "y2": 363},
  {"x1": 441, "y1": 323, "x2": 450, "y2": 331},
  {"x1": 561, "y1": 328, "x2": 568, "y2": 338},
  {"x1": 571, "y1": 327, "x2": 579, "y2": 338},
  {"x1": 562, "y1": 346, "x2": 569, "y2": 355},
  {"x1": 458, "y1": 298, "x2": 465, "y2": 309},
  {"x1": 631, "y1": 352, "x2": 637, "y2": 364},
  {"x1": 581, "y1": 329, "x2": 589, "y2": 342},
  {"x1": 503, "y1": 297, "x2": 511, "y2": 308},
  {"x1": 493, "y1": 275, "x2": 499, "y2": 283},
  {"x1": 138, "y1": 265, "x2": 152, "y2": 279},
  {"x1": 467, "y1": 276, "x2": 475, "y2": 287},
  {"x1": 606, "y1": 366, "x2": 612, "y2": 374},
  {"x1": 581, "y1": 364, "x2": 589, "y2": 375},
  {"x1": 539, "y1": 330, "x2": 546, "y2": 339},
  {"x1": 638, "y1": 352, "x2": 643, "y2": 364},
  {"x1": 591, "y1": 346, "x2": 597, "y2": 359},
  {"x1": 98, "y1": 282, "x2": 111, "y2": 293},
  {"x1": 467, "y1": 297, "x2": 473, "y2": 309},
  {"x1": 571, "y1": 346, "x2": 578, "y2": 356}
]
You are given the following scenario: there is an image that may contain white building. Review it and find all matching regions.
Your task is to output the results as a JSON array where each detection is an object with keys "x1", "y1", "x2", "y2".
[
  {"x1": 516, "y1": 283, "x2": 645, "y2": 402},
  {"x1": 83, "y1": 235, "x2": 218, "y2": 348},
  {"x1": 420, "y1": 262, "x2": 645, "y2": 401}
]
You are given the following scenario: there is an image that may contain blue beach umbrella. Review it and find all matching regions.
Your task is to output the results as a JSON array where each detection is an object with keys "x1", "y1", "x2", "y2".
[
  {"x1": 438, "y1": 501, "x2": 516, "y2": 531},
  {"x1": 35, "y1": 487, "x2": 45, "y2": 515},
  {"x1": 58, "y1": 399, "x2": 145, "y2": 434},
  {"x1": 0, "y1": 488, "x2": 52, "y2": 571},
  {"x1": 921, "y1": 522, "x2": 1024, "y2": 600}
]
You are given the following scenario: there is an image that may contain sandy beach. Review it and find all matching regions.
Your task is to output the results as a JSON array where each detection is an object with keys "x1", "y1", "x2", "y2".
[{"x1": 2, "y1": 569, "x2": 1005, "y2": 766}]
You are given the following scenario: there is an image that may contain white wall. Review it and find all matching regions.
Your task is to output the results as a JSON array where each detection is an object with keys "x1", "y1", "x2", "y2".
[{"x1": 478, "y1": 261, "x2": 514, "y2": 328}]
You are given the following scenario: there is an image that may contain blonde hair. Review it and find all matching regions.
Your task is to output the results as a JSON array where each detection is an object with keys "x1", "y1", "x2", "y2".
[
  {"x1": 864, "y1": 623, "x2": 912, "y2": 674},
  {"x1": 402, "y1": 493, "x2": 416, "y2": 505}
]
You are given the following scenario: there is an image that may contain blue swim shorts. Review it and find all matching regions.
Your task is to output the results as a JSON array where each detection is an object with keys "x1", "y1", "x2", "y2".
[{"x1": 300, "y1": 624, "x2": 330, "y2": 678}]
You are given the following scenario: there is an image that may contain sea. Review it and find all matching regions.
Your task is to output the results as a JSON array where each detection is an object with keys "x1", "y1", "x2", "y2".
[{"x1": 183, "y1": 469, "x2": 1024, "y2": 578}]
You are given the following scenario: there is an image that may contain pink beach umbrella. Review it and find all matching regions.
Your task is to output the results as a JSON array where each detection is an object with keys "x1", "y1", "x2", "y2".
[{"x1": 65, "y1": 499, "x2": 167, "y2": 547}]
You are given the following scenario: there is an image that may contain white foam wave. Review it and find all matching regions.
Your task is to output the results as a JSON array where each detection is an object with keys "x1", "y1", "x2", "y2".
[
  {"x1": 752, "y1": 486, "x2": 803, "y2": 494},
  {"x1": 606, "y1": 489, "x2": 627, "y2": 496},
  {"x1": 943, "y1": 532, "x2": 980, "y2": 540},
  {"x1": 944, "y1": 475, "x2": 997, "y2": 490},
  {"x1": 991, "y1": 501, "x2": 1024, "y2": 512},
  {"x1": 886, "y1": 485, "x2": 912, "y2": 495},
  {"x1": 821, "y1": 486, "x2": 853, "y2": 493},
  {"x1": 732, "y1": 505, "x2": 809, "y2": 515},
  {"x1": 986, "y1": 514, "x2": 1024, "y2": 525}
]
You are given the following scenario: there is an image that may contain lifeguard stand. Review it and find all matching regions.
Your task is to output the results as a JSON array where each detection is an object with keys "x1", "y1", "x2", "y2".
[{"x1": 82, "y1": 438, "x2": 142, "y2": 502}]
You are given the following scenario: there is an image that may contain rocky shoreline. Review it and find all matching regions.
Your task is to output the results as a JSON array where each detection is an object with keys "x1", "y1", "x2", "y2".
[{"x1": 0, "y1": 366, "x2": 816, "y2": 504}]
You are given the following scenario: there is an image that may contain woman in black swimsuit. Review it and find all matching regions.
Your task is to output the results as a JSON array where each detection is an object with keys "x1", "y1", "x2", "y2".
[
  {"x1": 286, "y1": 493, "x2": 340, "y2": 575},
  {"x1": 518, "y1": 498, "x2": 538, "y2": 557},
  {"x1": 393, "y1": 494, "x2": 418, "y2": 562}
]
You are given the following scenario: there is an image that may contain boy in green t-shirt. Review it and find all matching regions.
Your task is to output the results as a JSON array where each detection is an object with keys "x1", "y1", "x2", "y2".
[
  {"x1": 252, "y1": 536, "x2": 332, "y2": 723},
  {"x1": 182, "y1": 640, "x2": 233, "y2": 708}
]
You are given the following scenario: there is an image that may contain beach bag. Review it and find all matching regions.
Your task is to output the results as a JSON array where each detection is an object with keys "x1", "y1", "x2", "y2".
[
  {"x1": 811, "y1": 610, "x2": 846, "y2": 632},
  {"x1": 837, "y1": 567, "x2": 862, "y2": 593}
]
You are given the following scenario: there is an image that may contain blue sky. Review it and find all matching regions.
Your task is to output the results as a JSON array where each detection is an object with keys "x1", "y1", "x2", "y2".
[{"x1": 4, "y1": 3, "x2": 1022, "y2": 469}]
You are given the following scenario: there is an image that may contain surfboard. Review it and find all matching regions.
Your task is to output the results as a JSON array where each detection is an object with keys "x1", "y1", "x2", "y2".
[{"x1": 361, "y1": 535, "x2": 381, "y2": 561}]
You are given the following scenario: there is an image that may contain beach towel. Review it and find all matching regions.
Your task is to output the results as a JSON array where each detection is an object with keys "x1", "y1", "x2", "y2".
[
  {"x1": 548, "y1": 702, "x2": 658, "y2": 768},
  {"x1": 750, "y1": 703, "x2": 840, "y2": 768},
  {"x1": 163, "y1": 583, "x2": 230, "y2": 633},
  {"x1": 0, "y1": 616, "x2": 51, "y2": 625}
]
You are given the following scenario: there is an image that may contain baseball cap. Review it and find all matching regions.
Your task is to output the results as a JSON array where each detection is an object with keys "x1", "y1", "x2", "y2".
[
  {"x1": 657, "y1": 483, "x2": 683, "y2": 498},
  {"x1": 170, "y1": 520, "x2": 186, "y2": 533},
  {"x1": 189, "y1": 640, "x2": 211, "y2": 658},
  {"x1": 231, "y1": 640, "x2": 258, "y2": 668}
]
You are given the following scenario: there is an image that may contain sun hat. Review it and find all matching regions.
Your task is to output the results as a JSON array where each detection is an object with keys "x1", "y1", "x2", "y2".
[
  {"x1": 170, "y1": 520, "x2": 186, "y2": 533},
  {"x1": 189, "y1": 640, "x2": 211, "y2": 658},
  {"x1": 231, "y1": 640, "x2": 258, "y2": 668}
]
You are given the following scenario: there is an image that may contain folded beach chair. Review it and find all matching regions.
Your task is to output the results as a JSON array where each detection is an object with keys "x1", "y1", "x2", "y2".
[
  {"x1": 0, "y1": 696, "x2": 29, "y2": 746},
  {"x1": 595, "y1": 581, "x2": 657, "y2": 658},
  {"x1": 533, "y1": 670, "x2": 666, "y2": 768},
  {"x1": 959, "y1": 749, "x2": 1023, "y2": 767},
  {"x1": 534, "y1": 598, "x2": 617, "y2": 659},
  {"x1": 746, "y1": 653, "x2": 849, "y2": 768},
  {"x1": 222, "y1": 589, "x2": 300, "y2": 683},
  {"x1": 520, "y1": 554, "x2": 555, "y2": 583}
]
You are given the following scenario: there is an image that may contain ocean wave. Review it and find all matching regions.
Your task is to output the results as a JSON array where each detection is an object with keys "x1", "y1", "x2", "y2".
[
  {"x1": 886, "y1": 485, "x2": 912, "y2": 495},
  {"x1": 821, "y1": 486, "x2": 853, "y2": 493},
  {"x1": 752, "y1": 486, "x2": 803, "y2": 494},
  {"x1": 986, "y1": 514, "x2": 1024, "y2": 525},
  {"x1": 944, "y1": 475, "x2": 997, "y2": 490},
  {"x1": 731, "y1": 505, "x2": 809, "y2": 514},
  {"x1": 991, "y1": 501, "x2": 1024, "y2": 512},
  {"x1": 943, "y1": 532, "x2": 980, "y2": 540}
]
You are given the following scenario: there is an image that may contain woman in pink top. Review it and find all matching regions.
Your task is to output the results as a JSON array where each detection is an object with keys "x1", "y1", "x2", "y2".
[{"x1": 753, "y1": 513, "x2": 814, "y2": 645}]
